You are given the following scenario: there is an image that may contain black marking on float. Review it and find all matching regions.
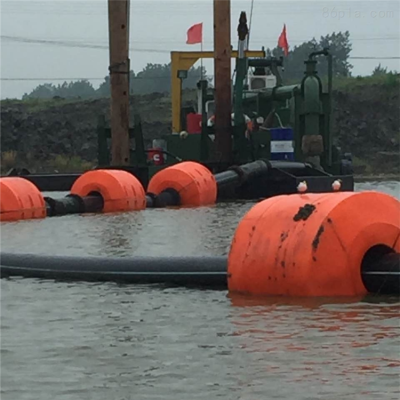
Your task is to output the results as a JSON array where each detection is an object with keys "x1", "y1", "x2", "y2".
[
  {"x1": 293, "y1": 204, "x2": 316, "y2": 221},
  {"x1": 312, "y1": 225, "x2": 325, "y2": 250}
]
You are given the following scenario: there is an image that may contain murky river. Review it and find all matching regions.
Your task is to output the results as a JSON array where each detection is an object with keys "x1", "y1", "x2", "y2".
[{"x1": 1, "y1": 181, "x2": 399, "y2": 400}]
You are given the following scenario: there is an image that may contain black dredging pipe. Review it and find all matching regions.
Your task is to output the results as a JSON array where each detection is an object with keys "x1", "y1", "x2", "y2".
[
  {"x1": 43, "y1": 161, "x2": 268, "y2": 213},
  {"x1": 362, "y1": 251, "x2": 400, "y2": 295},
  {"x1": 45, "y1": 191, "x2": 174, "y2": 215},
  {"x1": 44, "y1": 160, "x2": 304, "y2": 212},
  {"x1": 44, "y1": 194, "x2": 104, "y2": 217},
  {"x1": 1, "y1": 252, "x2": 399, "y2": 295},
  {"x1": 145, "y1": 189, "x2": 181, "y2": 208},
  {"x1": 214, "y1": 159, "x2": 269, "y2": 188},
  {"x1": 0, "y1": 253, "x2": 227, "y2": 288},
  {"x1": 44, "y1": 160, "x2": 273, "y2": 213}
]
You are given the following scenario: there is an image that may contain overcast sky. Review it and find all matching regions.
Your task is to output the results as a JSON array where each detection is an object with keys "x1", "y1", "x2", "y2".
[{"x1": 1, "y1": 0, "x2": 399, "y2": 99}]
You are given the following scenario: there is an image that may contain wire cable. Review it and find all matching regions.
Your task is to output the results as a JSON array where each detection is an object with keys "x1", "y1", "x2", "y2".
[{"x1": 247, "y1": 0, "x2": 255, "y2": 49}]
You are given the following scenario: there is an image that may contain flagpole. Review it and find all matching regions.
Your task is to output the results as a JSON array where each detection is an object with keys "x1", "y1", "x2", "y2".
[{"x1": 200, "y1": 39, "x2": 203, "y2": 80}]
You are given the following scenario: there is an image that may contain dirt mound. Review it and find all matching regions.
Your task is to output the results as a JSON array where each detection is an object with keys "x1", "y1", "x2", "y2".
[
  {"x1": 332, "y1": 81, "x2": 399, "y2": 175},
  {"x1": 1, "y1": 94, "x2": 174, "y2": 165}
]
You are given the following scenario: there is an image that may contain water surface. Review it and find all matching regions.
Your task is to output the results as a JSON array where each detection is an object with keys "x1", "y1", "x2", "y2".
[{"x1": 1, "y1": 181, "x2": 399, "y2": 400}]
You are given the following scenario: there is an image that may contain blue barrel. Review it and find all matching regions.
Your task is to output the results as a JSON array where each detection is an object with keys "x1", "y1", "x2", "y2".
[{"x1": 269, "y1": 127, "x2": 295, "y2": 161}]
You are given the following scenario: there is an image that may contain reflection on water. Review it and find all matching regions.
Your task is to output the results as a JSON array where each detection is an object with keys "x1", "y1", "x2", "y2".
[
  {"x1": 227, "y1": 295, "x2": 400, "y2": 399},
  {"x1": 0, "y1": 201, "x2": 255, "y2": 257},
  {"x1": 1, "y1": 280, "x2": 399, "y2": 400},
  {"x1": 0, "y1": 181, "x2": 399, "y2": 399}
]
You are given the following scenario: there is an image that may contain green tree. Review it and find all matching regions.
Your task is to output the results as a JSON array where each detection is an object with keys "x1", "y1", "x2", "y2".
[
  {"x1": 372, "y1": 63, "x2": 388, "y2": 76},
  {"x1": 319, "y1": 31, "x2": 352, "y2": 76},
  {"x1": 23, "y1": 80, "x2": 96, "y2": 99},
  {"x1": 96, "y1": 75, "x2": 111, "y2": 97},
  {"x1": 266, "y1": 31, "x2": 352, "y2": 82},
  {"x1": 22, "y1": 83, "x2": 56, "y2": 99},
  {"x1": 62, "y1": 80, "x2": 96, "y2": 98}
]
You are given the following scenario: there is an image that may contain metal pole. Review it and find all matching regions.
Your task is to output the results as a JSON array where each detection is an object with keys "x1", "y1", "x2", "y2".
[
  {"x1": 213, "y1": 0, "x2": 232, "y2": 167},
  {"x1": 108, "y1": 0, "x2": 131, "y2": 166}
]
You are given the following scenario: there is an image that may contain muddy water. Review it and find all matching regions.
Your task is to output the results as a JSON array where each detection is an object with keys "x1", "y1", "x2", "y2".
[{"x1": 1, "y1": 181, "x2": 399, "y2": 400}]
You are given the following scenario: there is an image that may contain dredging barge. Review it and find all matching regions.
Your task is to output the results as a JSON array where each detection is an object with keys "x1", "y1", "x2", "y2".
[{"x1": 4, "y1": 14, "x2": 353, "y2": 198}]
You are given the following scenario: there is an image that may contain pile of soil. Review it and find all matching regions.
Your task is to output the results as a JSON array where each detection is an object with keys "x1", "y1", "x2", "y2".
[
  {"x1": 1, "y1": 93, "x2": 176, "y2": 164},
  {"x1": 332, "y1": 82, "x2": 399, "y2": 175}
]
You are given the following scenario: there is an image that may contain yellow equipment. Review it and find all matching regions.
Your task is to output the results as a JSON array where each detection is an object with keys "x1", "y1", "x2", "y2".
[{"x1": 170, "y1": 50, "x2": 265, "y2": 134}]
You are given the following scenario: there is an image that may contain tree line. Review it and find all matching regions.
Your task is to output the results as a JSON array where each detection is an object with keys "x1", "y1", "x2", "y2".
[
  {"x1": 22, "y1": 64, "x2": 207, "y2": 100},
  {"x1": 22, "y1": 31, "x2": 396, "y2": 100}
]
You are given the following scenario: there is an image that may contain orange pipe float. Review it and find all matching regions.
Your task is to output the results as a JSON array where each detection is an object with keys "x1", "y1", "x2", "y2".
[
  {"x1": 70, "y1": 169, "x2": 146, "y2": 212},
  {"x1": 147, "y1": 161, "x2": 217, "y2": 207},
  {"x1": 228, "y1": 191, "x2": 400, "y2": 297},
  {"x1": 0, "y1": 177, "x2": 46, "y2": 222}
]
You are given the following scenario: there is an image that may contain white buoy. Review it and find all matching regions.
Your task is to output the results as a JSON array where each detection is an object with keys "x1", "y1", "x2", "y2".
[
  {"x1": 297, "y1": 181, "x2": 308, "y2": 193},
  {"x1": 179, "y1": 131, "x2": 188, "y2": 139},
  {"x1": 332, "y1": 179, "x2": 342, "y2": 191}
]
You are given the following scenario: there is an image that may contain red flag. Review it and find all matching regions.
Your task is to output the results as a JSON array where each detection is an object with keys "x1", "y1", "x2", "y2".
[
  {"x1": 278, "y1": 24, "x2": 289, "y2": 56},
  {"x1": 186, "y1": 23, "x2": 203, "y2": 44}
]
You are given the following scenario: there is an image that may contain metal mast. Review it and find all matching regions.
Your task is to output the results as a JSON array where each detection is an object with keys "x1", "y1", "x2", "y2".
[
  {"x1": 213, "y1": 0, "x2": 232, "y2": 166},
  {"x1": 108, "y1": 0, "x2": 131, "y2": 166}
]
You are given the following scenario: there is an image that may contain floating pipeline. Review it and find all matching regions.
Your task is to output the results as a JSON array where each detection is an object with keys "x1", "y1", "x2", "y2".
[
  {"x1": 145, "y1": 160, "x2": 327, "y2": 207},
  {"x1": 0, "y1": 161, "x2": 272, "y2": 219},
  {"x1": 44, "y1": 194, "x2": 104, "y2": 217},
  {"x1": 1, "y1": 191, "x2": 400, "y2": 296},
  {"x1": 0, "y1": 169, "x2": 147, "y2": 221},
  {"x1": 0, "y1": 162, "x2": 216, "y2": 218},
  {"x1": 1, "y1": 159, "x2": 346, "y2": 218},
  {"x1": 6, "y1": 159, "x2": 333, "y2": 196},
  {"x1": 146, "y1": 160, "x2": 271, "y2": 208},
  {"x1": 0, "y1": 252, "x2": 398, "y2": 295},
  {"x1": 1, "y1": 168, "x2": 400, "y2": 297}
]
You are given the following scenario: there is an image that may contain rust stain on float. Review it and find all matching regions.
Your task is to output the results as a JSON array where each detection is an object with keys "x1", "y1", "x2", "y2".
[
  {"x1": 293, "y1": 204, "x2": 316, "y2": 221},
  {"x1": 312, "y1": 225, "x2": 325, "y2": 250},
  {"x1": 280, "y1": 231, "x2": 289, "y2": 242}
]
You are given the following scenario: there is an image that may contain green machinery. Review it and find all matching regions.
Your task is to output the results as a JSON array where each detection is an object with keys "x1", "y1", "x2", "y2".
[
  {"x1": 6, "y1": 9, "x2": 353, "y2": 197},
  {"x1": 97, "y1": 48, "x2": 352, "y2": 176},
  {"x1": 169, "y1": 49, "x2": 350, "y2": 174},
  {"x1": 8, "y1": 48, "x2": 354, "y2": 197}
]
